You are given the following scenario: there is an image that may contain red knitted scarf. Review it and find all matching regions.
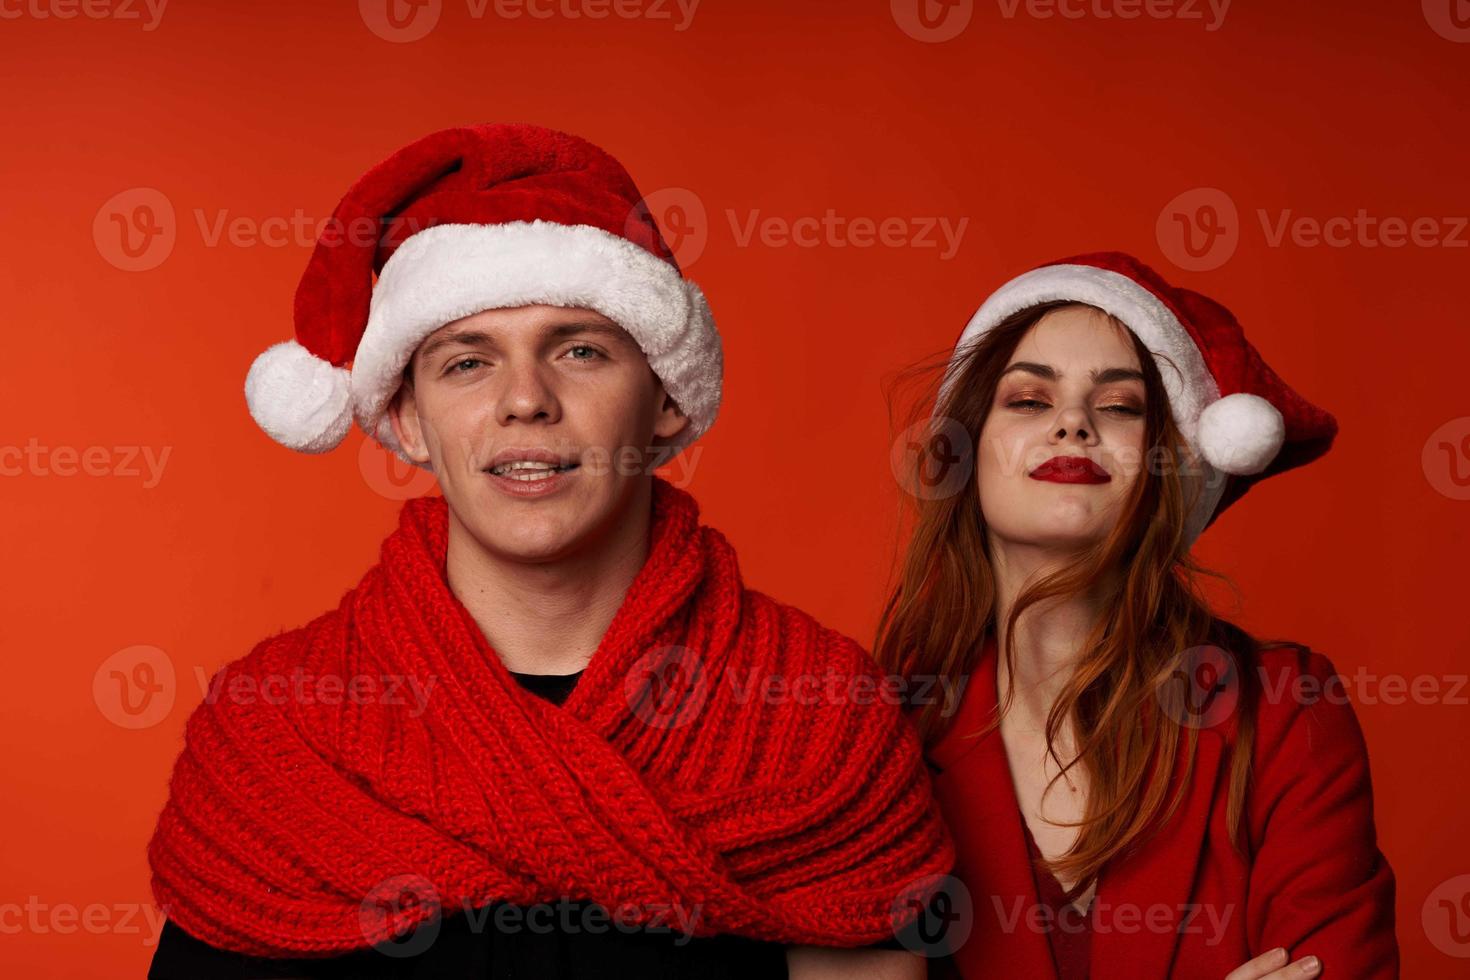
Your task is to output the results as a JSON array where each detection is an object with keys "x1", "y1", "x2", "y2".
[{"x1": 147, "y1": 477, "x2": 954, "y2": 957}]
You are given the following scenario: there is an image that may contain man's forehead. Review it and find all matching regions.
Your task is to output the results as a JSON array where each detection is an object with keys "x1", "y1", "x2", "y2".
[{"x1": 437, "y1": 303, "x2": 622, "y2": 333}]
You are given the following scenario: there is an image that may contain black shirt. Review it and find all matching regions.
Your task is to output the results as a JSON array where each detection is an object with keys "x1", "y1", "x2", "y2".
[{"x1": 147, "y1": 668, "x2": 802, "y2": 979}]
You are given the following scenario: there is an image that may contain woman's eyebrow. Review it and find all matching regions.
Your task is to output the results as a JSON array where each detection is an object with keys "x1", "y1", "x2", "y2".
[
  {"x1": 1001, "y1": 361, "x2": 1057, "y2": 380},
  {"x1": 1000, "y1": 362, "x2": 1144, "y2": 384},
  {"x1": 1093, "y1": 367, "x2": 1145, "y2": 384}
]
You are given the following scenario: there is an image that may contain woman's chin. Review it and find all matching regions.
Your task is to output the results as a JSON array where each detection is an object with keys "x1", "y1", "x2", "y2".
[{"x1": 1026, "y1": 507, "x2": 1113, "y2": 552}]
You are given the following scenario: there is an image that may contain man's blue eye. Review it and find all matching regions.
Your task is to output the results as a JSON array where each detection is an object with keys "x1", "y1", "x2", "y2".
[{"x1": 567, "y1": 345, "x2": 603, "y2": 360}]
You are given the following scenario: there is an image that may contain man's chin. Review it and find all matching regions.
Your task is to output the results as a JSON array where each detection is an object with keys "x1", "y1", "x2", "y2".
[
  {"x1": 469, "y1": 521, "x2": 588, "y2": 565},
  {"x1": 452, "y1": 484, "x2": 601, "y2": 561}
]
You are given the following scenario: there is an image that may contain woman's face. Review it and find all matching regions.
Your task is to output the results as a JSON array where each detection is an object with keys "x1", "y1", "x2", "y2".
[{"x1": 977, "y1": 305, "x2": 1151, "y2": 554}]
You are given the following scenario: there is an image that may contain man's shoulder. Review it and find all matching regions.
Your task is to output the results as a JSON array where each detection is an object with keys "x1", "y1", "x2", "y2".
[
  {"x1": 190, "y1": 605, "x2": 344, "y2": 712},
  {"x1": 738, "y1": 588, "x2": 880, "y2": 677}
]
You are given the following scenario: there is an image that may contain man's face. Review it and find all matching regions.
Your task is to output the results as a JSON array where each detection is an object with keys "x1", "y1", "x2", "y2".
[{"x1": 387, "y1": 304, "x2": 689, "y2": 563}]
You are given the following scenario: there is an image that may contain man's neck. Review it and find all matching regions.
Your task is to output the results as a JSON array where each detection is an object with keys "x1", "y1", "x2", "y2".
[{"x1": 444, "y1": 486, "x2": 654, "y2": 675}]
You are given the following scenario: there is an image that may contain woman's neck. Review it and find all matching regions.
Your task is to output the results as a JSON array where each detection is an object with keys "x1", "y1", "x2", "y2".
[{"x1": 988, "y1": 536, "x2": 1106, "y2": 726}]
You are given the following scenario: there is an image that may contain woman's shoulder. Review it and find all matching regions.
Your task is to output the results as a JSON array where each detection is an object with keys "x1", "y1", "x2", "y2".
[
  {"x1": 1204, "y1": 620, "x2": 1355, "y2": 731},
  {"x1": 1241, "y1": 638, "x2": 1363, "y2": 743},
  {"x1": 1249, "y1": 641, "x2": 1353, "y2": 712},
  {"x1": 1193, "y1": 619, "x2": 1374, "y2": 778},
  {"x1": 1219, "y1": 633, "x2": 1380, "y2": 820}
]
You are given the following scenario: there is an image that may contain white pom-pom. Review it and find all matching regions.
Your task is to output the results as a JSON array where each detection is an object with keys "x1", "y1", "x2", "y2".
[
  {"x1": 244, "y1": 340, "x2": 353, "y2": 453},
  {"x1": 1196, "y1": 393, "x2": 1285, "y2": 475}
]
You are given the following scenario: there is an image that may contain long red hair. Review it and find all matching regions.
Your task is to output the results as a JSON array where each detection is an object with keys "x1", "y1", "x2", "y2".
[{"x1": 874, "y1": 301, "x2": 1286, "y2": 892}]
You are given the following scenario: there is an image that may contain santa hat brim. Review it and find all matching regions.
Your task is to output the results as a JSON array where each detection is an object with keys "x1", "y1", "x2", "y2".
[
  {"x1": 353, "y1": 219, "x2": 721, "y2": 467},
  {"x1": 246, "y1": 219, "x2": 721, "y2": 468}
]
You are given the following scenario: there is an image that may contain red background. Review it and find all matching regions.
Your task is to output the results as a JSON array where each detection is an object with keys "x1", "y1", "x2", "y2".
[{"x1": 2, "y1": 1, "x2": 1467, "y2": 975}]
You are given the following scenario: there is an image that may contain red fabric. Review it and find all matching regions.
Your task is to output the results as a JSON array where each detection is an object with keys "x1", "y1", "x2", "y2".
[
  {"x1": 929, "y1": 633, "x2": 1398, "y2": 979},
  {"x1": 293, "y1": 123, "x2": 678, "y2": 364},
  {"x1": 1019, "y1": 817, "x2": 1092, "y2": 980},
  {"x1": 147, "y1": 478, "x2": 954, "y2": 957}
]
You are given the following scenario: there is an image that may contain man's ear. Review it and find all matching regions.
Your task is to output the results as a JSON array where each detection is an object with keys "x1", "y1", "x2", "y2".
[
  {"x1": 652, "y1": 384, "x2": 690, "y2": 443},
  {"x1": 386, "y1": 374, "x2": 434, "y2": 465}
]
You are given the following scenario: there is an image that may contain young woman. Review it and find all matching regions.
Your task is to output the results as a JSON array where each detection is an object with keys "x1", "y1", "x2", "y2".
[{"x1": 875, "y1": 253, "x2": 1398, "y2": 979}]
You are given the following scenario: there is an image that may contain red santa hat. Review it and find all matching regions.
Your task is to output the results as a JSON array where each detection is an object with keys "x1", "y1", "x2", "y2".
[
  {"x1": 244, "y1": 123, "x2": 721, "y2": 466},
  {"x1": 943, "y1": 252, "x2": 1337, "y2": 540}
]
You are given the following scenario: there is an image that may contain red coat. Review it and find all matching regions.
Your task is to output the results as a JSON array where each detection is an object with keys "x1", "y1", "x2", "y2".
[{"x1": 927, "y1": 633, "x2": 1399, "y2": 979}]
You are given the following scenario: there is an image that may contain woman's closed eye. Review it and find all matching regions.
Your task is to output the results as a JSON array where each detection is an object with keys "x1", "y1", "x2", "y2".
[
  {"x1": 1003, "y1": 397, "x2": 1144, "y2": 416},
  {"x1": 1098, "y1": 401, "x2": 1144, "y2": 416}
]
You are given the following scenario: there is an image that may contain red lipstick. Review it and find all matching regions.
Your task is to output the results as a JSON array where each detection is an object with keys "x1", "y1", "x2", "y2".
[{"x1": 1028, "y1": 455, "x2": 1111, "y2": 484}]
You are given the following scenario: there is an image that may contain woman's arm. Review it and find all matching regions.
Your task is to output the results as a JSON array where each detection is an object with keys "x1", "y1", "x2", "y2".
[{"x1": 1243, "y1": 647, "x2": 1399, "y2": 977}]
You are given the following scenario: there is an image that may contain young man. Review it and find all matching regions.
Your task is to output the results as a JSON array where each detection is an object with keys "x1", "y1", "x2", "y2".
[{"x1": 146, "y1": 123, "x2": 954, "y2": 979}]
